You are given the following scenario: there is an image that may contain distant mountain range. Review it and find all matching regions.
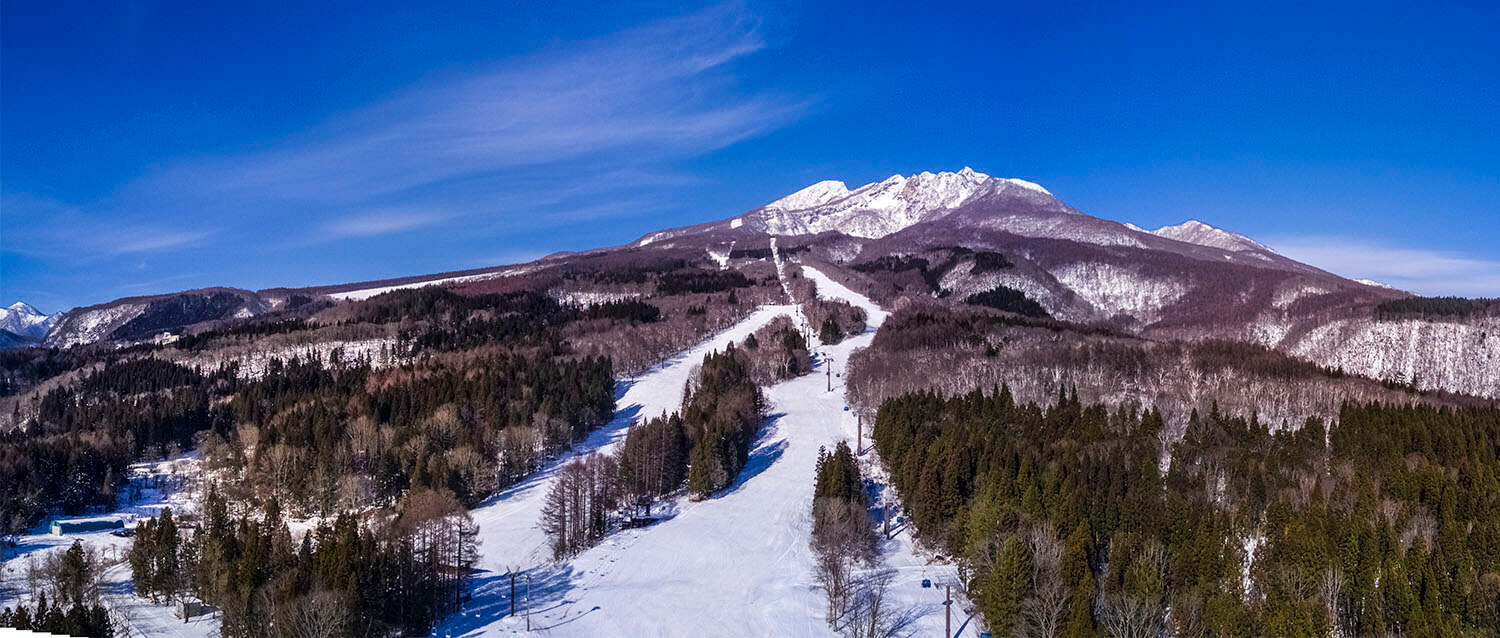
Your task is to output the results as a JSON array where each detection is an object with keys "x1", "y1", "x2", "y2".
[{"x1": 14, "y1": 168, "x2": 1499, "y2": 398}]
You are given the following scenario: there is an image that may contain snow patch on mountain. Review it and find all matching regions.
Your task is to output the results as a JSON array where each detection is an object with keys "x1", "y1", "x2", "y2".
[
  {"x1": 751, "y1": 167, "x2": 1055, "y2": 238},
  {"x1": 48, "y1": 303, "x2": 147, "y2": 348},
  {"x1": 762, "y1": 179, "x2": 850, "y2": 212},
  {"x1": 553, "y1": 290, "x2": 643, "y2": 306},
  {"x1": 1273, "y1": 283, "x2": 1332, "y2": 308},
  {"x1": 1149, "y1": 220, "x2": 1271, "y2": 254},
  {"x1": 972, "y1": 214, "x2": 1149, "y2": 249},
  {"x1": 178, "y1": 337, "x2": 401, "y2": 380},
  {"x1": 1051, "y1": 263, "x2": 1187, "y2": 323},
  {"x1": 328, "y1": 272, "x2": 501, "y2": 301},
  {"x1": 706, "y1": 242, "x2": 734, "y2": 269}
]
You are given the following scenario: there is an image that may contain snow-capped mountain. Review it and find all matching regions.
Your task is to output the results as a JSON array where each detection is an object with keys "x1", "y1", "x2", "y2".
[
  {"x1": 0, "y1": 301, "x2": 58, "y2": 340},
  {"x1": 747, "y1": 167, "x2": 1054, "y2": 238},
  {"x1": 1130, "y1": 220, "x2": 1273, "y2": 254}
]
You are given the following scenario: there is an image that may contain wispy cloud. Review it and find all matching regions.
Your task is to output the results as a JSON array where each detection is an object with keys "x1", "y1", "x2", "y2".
[
  {"x1": 2, "y1": 2, "x2": 809, "y2": 310},
  {"x1": 132, "y1": 2, "x2": 805, "y2": 216},
  {"x1": 323, "y1": 209, "x2": 450, "y2": 239},
  {"x1": 0, "y1": 193, "x2": 216, "y2": 259},
  {"x1": 1269, "y1": 236, "x2": 1500, "y2": 297}
]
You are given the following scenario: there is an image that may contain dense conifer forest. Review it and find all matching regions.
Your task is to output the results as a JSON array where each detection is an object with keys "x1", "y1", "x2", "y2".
[{"x1": 873, "y1": 387, "x2": 1500, "y2": 637}]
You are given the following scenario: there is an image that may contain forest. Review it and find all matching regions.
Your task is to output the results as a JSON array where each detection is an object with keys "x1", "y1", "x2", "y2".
[
  {"x1": 965, "y1": 285, "x2": 1053, "y2": 319},
  {"x1": 872, "y1": 387, "x2": 1500, "y2": 637},
  {"x1": 124, "y1": 487, "x2": 475, "y2": 637},
  {"x1": 1375, "y1": 296, "x2": 1500, "y2": 321},
  {"x1": 1, "y1": 358, "x2": 239, "y2": 528},
  {"x1": 846, "y1": 304, "x2": 1470, "y2": 435}
]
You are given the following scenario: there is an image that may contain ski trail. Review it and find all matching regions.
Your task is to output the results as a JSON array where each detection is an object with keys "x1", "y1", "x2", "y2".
[
  {"x1": 440, "y1": 265, "x2": 974, "y2": 637},
  {"x1": 441, "y1": 305, "x2": 798, "y2": 633}
]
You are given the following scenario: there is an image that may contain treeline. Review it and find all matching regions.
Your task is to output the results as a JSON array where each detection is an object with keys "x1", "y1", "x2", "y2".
[
  {"x1": 1376, "y1": 295, "x2": 1499, "y2": 321},
  {"x1": 0, "y1": 540, "x2": 114, "y2": 637},
  {"x1": 783, "y1": 269, "x2": 867, "y2": 345},
  {"x1": 373, "y1": 289, "x2": 661, "y2": 356},
  {"x1": 129, "y1": 488, "x2": 475, "y2": 637},
  {"x1": 173, "y1": 317, "x2": 312, "y2": 351},
  {"x1": 0, "y1": 345, "x2": 81, "y2": 397},
  {"x1": 655, "y1": 269, "x2": 753, "y2": 295},
  {"x1": 544, "y1": 345, "x2": 765, "y2": 558},
  {"x1": 852, "y1": 247, "x2": 1013, "y2": 295},
  {"x1": 873, "y1": 387, "x2": 1500, "y2": 636}
]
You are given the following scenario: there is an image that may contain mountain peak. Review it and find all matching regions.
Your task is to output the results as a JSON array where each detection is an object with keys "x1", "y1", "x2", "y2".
[
  {"x1": 763, "y1": 180, "x2": 850, "y2": 212},
  {"x1": 752, "y1": 168, "x2": 1055, "y2": 238},
  {"x1": 0, "y1": 300, "x2": 57, "y2": 341},
  {"x1": 1148, "y1": 220, "x2": 1271, "y2": 254}
]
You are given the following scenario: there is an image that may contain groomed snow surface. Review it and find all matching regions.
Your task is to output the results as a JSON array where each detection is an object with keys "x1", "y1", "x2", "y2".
[{"x1": 437, "y1": 266, "x2": 977, "y2": 637}]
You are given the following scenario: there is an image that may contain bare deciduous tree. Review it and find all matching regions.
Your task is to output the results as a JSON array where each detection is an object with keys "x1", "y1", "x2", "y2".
[
  {"x1": 1094, "y1": 590, "x2": 1167, "y2": 638},
  {"x1": 1023, "y1": 525, "x2": 1068, "y2": 638},
  {"x1": 840, "y1": 568, "x2": 925, "y2": 638},
  {"x1": 279, "y1": 589, "x2": 349, "y2": 638}
]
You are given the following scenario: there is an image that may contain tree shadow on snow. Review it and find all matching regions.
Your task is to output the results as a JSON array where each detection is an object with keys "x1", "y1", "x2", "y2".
[
  {"x1": 716, "y1": 412, "x2": 788, "y2": 499},
  {"x1": 442, "y1": 562, "x2": 582, "y2": 636}
]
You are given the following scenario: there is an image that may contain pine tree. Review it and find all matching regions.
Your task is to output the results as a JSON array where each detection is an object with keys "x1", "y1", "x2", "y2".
[{"x1": 981, "y1": 535, "x2": 1031, "y2": 635}]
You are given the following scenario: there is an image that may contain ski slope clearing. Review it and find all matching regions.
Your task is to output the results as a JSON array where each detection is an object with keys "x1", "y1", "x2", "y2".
[{"x1": 440, "y1": 266, "x2": 979, "y2": 636}]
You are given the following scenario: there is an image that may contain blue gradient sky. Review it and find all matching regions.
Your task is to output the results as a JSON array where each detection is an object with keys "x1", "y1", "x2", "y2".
[{"x1": 3, "y1": 1, "x2": 1498, "y2": 312}]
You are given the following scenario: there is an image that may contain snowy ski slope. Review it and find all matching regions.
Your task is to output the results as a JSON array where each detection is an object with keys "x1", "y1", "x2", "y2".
[{"x1": 438, "y1": 266, "x2": 979, "y2": 637}]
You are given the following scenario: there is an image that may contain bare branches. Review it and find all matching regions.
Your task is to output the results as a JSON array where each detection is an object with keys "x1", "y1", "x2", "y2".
[{"x1": 1023, "y1": 526, "x2": 1068, "y2": 638}]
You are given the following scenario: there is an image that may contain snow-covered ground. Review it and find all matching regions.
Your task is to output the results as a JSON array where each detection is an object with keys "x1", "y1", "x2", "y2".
[
  {"x1": 0, "y1": 455, "x2": 216, "y2": 638},
  {"x1": 437, "y1": 266, "x2": 979, "y2": 637}
]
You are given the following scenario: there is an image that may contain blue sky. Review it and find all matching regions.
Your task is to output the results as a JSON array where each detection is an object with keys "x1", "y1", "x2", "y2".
[{"x1": 3, "y1": 0, "x2": 1497, "y2": 312}]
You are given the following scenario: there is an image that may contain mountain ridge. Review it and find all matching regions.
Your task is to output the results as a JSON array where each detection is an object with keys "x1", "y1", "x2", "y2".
[{"x1": 16, "y1": 167, "x2": 1497, "y2": 399}]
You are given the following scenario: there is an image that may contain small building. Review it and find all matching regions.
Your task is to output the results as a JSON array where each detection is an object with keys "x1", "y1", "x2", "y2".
[
  {"x1": 175, "y1": 598, "x2": 215, "y2": 620},
  {"x1": 50, "y1": 518, "x2": 124, "y2": 536}
]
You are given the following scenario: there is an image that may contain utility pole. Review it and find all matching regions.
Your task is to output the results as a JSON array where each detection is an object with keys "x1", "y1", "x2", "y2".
[
  {"x1": 510, "y1": 572, "x2": 515, "y2": 617},
  {"x1": 945, "y1": 584, "x2": 951, "y2": 637},
  {"x1": 526, "y1": 573, "x2": 532, "y2": 631},
  {"x1": 856, "y1": 415, "x2": 862, "y2": 455}
]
